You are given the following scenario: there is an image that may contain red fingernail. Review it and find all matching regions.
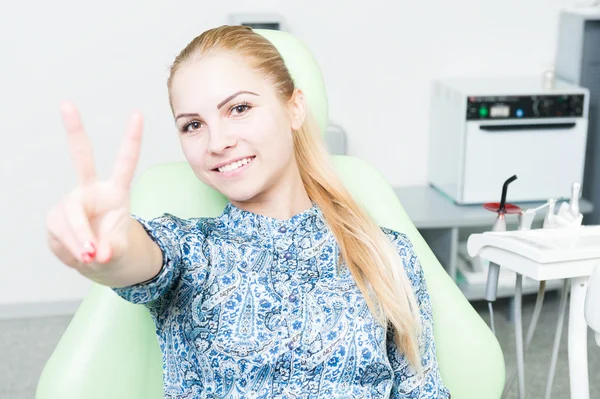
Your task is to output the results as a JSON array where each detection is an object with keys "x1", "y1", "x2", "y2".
[
  {"x1": 83, "y1": 242, "x2": 96, "y2": 257},
  {"x1": 81, "y1": 253, "x2": 93, "y2": 264}
]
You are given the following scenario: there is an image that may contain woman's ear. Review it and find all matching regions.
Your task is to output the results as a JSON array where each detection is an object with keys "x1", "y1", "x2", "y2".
[{"x1": 289, "y1": 88, "x2": 306, "y2": 131}]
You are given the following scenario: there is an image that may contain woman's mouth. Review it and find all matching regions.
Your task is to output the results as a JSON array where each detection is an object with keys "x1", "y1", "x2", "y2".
[{"x1": 213, "y1": 156, "x2": 256, "y2": 176}]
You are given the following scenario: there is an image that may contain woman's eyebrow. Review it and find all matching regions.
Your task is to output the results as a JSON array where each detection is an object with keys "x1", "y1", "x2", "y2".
[
  {"x1": 175, "y1": 112, "x2": 200, "y2": 121},
  {"x1": 217, "y1": 91, "x2": 259, "y2": 109},
  {"x1": 174, "y1": 91, "x2": 260, "y2": 120}
]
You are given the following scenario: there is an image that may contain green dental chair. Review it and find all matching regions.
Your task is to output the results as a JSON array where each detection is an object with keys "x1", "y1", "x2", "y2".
[{"x1": 36, "y1": 29, "x2": 505, "y2": 399}]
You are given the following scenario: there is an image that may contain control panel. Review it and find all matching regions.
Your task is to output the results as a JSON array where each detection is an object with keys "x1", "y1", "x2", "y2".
[{"x1": 466, "y1": 94, "x2": 585, "y2": 120}]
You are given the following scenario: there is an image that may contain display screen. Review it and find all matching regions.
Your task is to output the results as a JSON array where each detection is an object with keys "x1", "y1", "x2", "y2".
[{"x1": 490, "y1": 104, "x2": 510, "y2": 118}]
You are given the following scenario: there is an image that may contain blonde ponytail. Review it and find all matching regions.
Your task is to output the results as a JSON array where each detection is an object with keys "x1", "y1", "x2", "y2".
[{"x1": 293, "y1": 112, "x2": 422, "y2": 373}]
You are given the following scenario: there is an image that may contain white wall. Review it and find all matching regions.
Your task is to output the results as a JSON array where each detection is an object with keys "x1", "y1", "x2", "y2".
[{"x1": 0, "y1": 0, "x2": 583, "y2": 307}]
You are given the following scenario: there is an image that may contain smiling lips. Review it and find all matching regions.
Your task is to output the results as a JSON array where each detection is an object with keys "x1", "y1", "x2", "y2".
[{"x1": 215, "y1": 156, "x2": 256, "y2": 173}]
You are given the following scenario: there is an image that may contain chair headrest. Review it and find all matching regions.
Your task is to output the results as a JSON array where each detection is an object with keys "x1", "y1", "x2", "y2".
[{"x1": 255, "y1": 29, "x2": 329, "y2": 135}]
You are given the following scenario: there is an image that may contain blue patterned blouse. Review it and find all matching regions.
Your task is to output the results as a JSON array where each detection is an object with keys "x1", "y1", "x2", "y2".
[{"x1": 113, "y1": 202, "x2": 451, "y2": 399}]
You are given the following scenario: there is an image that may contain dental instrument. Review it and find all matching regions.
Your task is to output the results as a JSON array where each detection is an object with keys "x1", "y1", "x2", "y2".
[
  {"x1": 468, "y1": 182, "x2": 593, "y2": 399},
  {"x1": 483, "y1": 175, "x2": 520, "y2": 335},
  {"x1": 501, "y1": 196, "x2": 569, "y2": 398},
  {"x1": 544, "y1": 183, "x2": 583, "y2": 399}
]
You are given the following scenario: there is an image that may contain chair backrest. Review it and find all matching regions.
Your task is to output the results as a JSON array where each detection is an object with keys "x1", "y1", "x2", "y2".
[{"x1": 36, "y1": 29, "x2": 505, "y2": 399}]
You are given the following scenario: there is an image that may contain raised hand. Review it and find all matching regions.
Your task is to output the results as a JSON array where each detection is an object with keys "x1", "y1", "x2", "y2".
[{"x1": 46, "y1": 102, "x2": 143, "y2": 275}]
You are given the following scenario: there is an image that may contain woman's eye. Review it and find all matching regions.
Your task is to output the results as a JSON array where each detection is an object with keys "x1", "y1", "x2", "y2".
[
  {"x1": 183, "y1": 121, "x2": 202, "y2": 133},
  {"x1": 231, "y1": 104, "x2": 251, "y2": 116}
]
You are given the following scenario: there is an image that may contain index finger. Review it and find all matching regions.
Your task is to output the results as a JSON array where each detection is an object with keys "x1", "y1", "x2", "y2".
[
  {"x1": 60, "y1": 102, "x2": 96, "y2": 185},
  {"x1": 111, "y1": 112, "x2": 143, "y2": 189}
]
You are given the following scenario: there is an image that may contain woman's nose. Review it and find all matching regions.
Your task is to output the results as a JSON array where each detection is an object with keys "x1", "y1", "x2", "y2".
[{"x1": 207, "y1": 128, "x2": 237, "y2": 154}]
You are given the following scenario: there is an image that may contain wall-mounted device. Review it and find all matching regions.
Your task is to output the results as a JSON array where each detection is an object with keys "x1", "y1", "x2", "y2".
[
  {"x1": 228, "y1": 13, "x2": 287, "y2": 31},
  {"x1": 555, "y1": 9, "x2": 600, "y2": 224},
  {"x1": 428, "y1": 76, "x2": 590, "y2": 205}
]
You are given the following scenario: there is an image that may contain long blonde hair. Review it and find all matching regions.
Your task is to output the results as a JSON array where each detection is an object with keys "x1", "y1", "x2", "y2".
[{"x1": 167, "y1": 25, "x2": 422, "y2": 372}]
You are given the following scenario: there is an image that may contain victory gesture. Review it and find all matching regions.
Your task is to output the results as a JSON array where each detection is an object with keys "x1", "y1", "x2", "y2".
[{"x1": 46, "y1": 102, "x2": 154, "y2": 285}]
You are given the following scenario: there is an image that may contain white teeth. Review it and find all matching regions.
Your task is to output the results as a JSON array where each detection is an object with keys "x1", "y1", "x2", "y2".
[{"x1": 218, "y1": 157, "x2": 254, "y2": 173}]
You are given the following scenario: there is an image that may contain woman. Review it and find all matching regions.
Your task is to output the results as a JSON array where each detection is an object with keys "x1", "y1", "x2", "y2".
[{"x1": 46, "y1": 26, "x2": 450, "y2": 398}]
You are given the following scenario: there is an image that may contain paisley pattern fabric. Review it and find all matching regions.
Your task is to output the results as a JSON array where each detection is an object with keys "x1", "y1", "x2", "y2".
[{"x1": 113, "y1": 202, "x2": 451, "y2": 398}]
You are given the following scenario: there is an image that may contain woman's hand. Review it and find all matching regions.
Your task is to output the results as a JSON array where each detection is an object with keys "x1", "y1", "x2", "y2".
[{"x1": 46, "y1": 102, "x2": 143, "y2": 278}]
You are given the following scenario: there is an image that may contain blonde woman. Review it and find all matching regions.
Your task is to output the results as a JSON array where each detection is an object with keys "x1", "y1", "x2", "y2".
[{"x1": 46, "y1": 26, "x2": 451, "y2": 398}]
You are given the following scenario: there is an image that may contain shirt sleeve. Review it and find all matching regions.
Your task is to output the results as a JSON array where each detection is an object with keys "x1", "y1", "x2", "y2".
[
  {"x1": 111, "y1": 213, "x2": 189, "y2": 307},
  {"x1": 382, "y1": 228, "x2": 451, "y2": 399}
]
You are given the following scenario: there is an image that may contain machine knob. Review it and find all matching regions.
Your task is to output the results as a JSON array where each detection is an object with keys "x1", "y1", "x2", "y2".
[
  {"x1": 533, "y1": 99, "x2": 541, "y2": 116},
  {"x1": 557, "y1": 98, "x2": 569, "y2": 116},
  {"x1": 540, "y1": 98, "x2": 553, "y2": 116},
  {"x1": 570, "y1": 96, "x2": 584, "y2": 115}
]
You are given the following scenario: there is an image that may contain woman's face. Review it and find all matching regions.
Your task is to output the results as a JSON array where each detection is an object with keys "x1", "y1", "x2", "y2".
[{"x1": 169, "y1": 52, "x2": 305, "y2": 205}]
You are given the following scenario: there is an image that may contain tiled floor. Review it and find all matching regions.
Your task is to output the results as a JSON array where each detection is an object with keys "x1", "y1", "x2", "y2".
[{"x1": 1, "y1": 292, "x2": 599, "y2": 398}]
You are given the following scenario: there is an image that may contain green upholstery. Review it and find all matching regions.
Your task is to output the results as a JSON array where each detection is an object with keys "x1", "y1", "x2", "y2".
[{"x1": 36, "y1": 30, "x2": 505, "y2": 399}]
